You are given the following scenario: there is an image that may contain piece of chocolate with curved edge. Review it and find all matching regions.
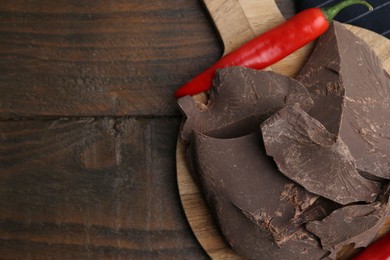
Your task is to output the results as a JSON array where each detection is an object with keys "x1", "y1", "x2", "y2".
[
  {"x1": 261, "y1": 105, "x2": 381, "y2": 205},
  {"x1": 188, "y1": 131, "x2": 329, "y2": 259},
  {"x1": 296, "y1": 21, "x2": 390, "y2": 180},
  {"x1": 307, "y1": 200, "x2": 390, "y2": 259},
  {"x1": 178, "y1": 66, "x2": 313, "y2": 143}
]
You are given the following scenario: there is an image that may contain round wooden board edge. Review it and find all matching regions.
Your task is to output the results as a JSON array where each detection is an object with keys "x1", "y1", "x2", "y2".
[
  {"x1": 176, "y1": 134, "x2": 241, "y2": 259},
  {"x1": 176, "y1": 24, "x2": 390, "y2": 260}
]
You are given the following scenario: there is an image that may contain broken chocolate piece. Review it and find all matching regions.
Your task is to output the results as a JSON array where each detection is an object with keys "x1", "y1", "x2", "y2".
[
  {"x1": 178, "y1": 66, "x2": 313, "y2": 142},
  {"x1": 306, "y1": 199, "x2": 390, "y2": 259},
  {"x1": 188, "y1": 131, "x2": 329, "y2": 259},
  {"x1": 296, "y1": 22, "x2": 390, "y2": 179},
  {"x1": 261, "y1": 105, "x2": 381, "y2": 205}
]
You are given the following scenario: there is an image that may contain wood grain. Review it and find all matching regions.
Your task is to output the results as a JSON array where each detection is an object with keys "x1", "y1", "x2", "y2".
[
  {"x1": 0, "y1": 118, "x2": 207, "y2": 259},
  {"x1": 177, "y1": 1, "x2": 390, "y2": 259},
  {"x1": 0, "y1": 0, "x2": 297, "y2": 259},
  {"x1": 0, "y1": 0, "x2": 221, "y2": 118}
]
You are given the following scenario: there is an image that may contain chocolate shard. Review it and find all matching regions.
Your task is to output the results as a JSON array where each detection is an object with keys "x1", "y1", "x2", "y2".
[
  {"x1": 178, "y1": 66, "x2": 313, "y2": 142},
  {"x1": 261, "y1": 104, "x2": 381, "y2": 205},
  {"x1": 306, "y1": 197, "x2": 390, "y2": 259},
  {"x1": 188, "y1": 131, "x2": 329, "y2": 259},
  {"x1": 296, "y1": 21, "x2": 390, "y2": 179}
]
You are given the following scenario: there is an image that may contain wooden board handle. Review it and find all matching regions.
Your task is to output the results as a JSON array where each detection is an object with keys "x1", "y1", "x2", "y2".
[
  {"x1": 203, "y1": 0, "x2": 255, "y2": 55},
  {"x1": 203, "y1": 0, "x2": 285, "y2": 55},
  {"x1": 202, "y1": 0, "x2": 313, "y2": 77}
]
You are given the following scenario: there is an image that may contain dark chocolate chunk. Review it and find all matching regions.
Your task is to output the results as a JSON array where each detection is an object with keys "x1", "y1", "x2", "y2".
[
  {"x1": 296, "y1": 22, "x2": 390, "y2": 179},
  {"x1": 215, "y1": 196, "x2": 329, "y2": 260},
  {"x1": 178, "y1": 66, "x2": 313, "y2": 142},
  {"x1": 261, "y1": 105, "x2": 381, "y2": 205},
  {"x1": 306, "y1": 199, "x2": 390, "y2": 259},
  {"x1": 188, "y1": 131, "x2": 329, "y2": 259}
]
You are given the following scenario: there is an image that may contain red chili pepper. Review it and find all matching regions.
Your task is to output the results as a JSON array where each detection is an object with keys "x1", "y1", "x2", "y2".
[
  {"x1": 353, "y1": 232, "x2": 390, "y2": 260},
  {"x1": 174, "y1": 0, "x2": 373, "y2": 98}
]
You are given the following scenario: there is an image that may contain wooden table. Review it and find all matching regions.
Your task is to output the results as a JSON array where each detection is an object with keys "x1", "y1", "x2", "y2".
[{"x1": 0, "y1": 1, "x2": 293, "y2": 258}]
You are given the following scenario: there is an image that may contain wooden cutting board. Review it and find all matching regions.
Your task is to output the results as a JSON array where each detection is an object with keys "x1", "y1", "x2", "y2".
[{"x1": 176, "y1": 1, "x2": 390, "y2": 259}]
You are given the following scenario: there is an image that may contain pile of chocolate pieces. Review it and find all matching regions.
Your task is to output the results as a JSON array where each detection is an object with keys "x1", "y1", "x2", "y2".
[{"x1": 178, "y1": 22, "x2": 390, "y2": 259}]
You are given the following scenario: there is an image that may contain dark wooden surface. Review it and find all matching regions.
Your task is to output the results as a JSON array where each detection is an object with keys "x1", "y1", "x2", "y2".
[{"x1": 0, "y1": 0, "x2": 293, "y2": 258}]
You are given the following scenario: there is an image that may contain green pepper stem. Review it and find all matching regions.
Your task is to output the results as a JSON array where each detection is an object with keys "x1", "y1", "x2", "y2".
[{"x1": 322, "y1": 0, "x2": 373, "y2": 23}]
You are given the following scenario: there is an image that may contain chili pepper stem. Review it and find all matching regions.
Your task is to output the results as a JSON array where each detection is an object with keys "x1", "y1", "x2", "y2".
[{"x1": 322, "y1": 0, "x2": 373, "y2": 23}]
